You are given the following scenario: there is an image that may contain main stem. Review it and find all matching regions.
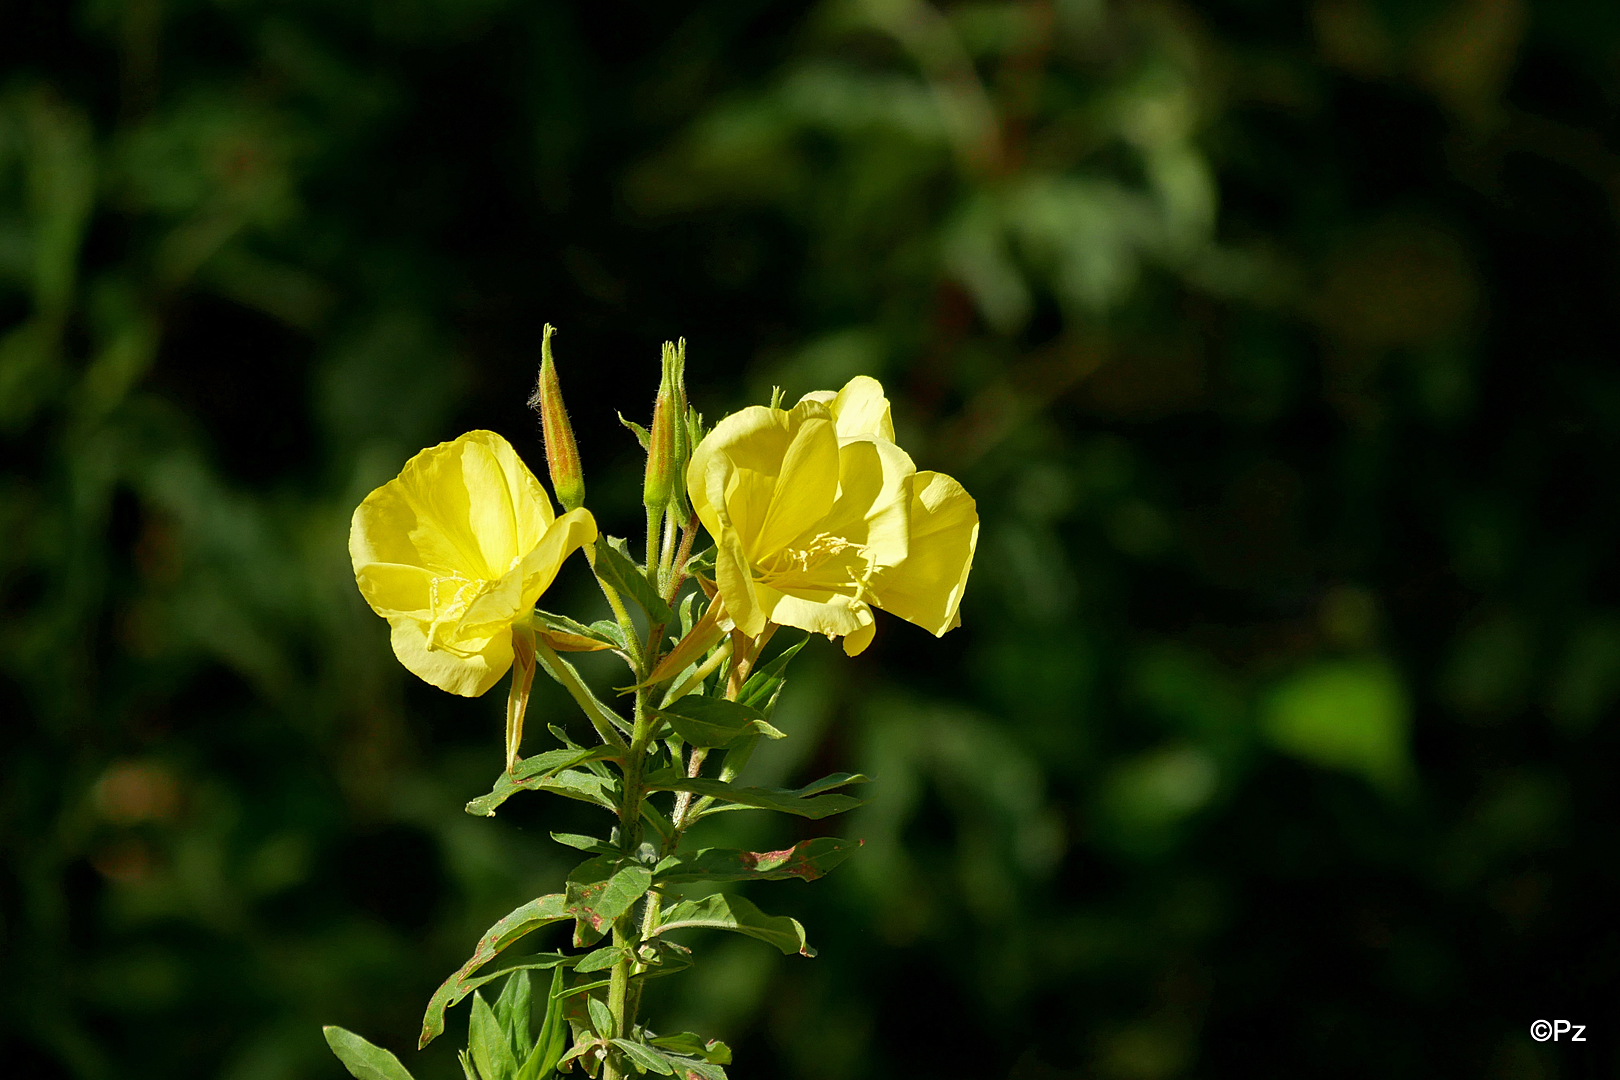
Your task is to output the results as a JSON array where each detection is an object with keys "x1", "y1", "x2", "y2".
[{"x1": 605, "y1": 576, "x2": 668, "y2": 1079}]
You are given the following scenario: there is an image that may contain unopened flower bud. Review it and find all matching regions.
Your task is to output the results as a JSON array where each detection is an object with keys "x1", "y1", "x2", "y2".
[
  {"x1": 669, "y1": 339, "x2": 691, "y2": 519},
  {"x1": 528, "y1": 324, "x2": 586, "y2": 512},
  {"x1": 643, "y1": 340, "x2": 678, "y2": 514}
]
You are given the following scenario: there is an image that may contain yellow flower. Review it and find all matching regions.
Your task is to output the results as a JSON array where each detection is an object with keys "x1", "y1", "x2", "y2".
[
  {"x1": 688, "y1": 376, "x2": 977, "y2": 656},
  {"x1": 350, "y1": 430, "x2": 598, "y2": 697}
]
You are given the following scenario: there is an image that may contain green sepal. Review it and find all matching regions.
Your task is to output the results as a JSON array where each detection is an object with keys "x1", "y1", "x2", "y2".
[
  {"x1": 644, "y1": 772, "x2": 868, "y2": 820},
  {"x1": 470, "y1": 991, "x2": 520, "y2": 1080},
  {"x1": 420, "y1": 894, "x2": 570, "y2": 1048},
  {"x1": 653, "y1": 837, "x2": 862, "y2": 884},
  {"x1": 657, "y1": 695, "x2": 785, "y2": 747},
  {"x1": 651, "y1": 892, "x2": 815, "y2": 957},
  {"x1": 594, "y1": 536, "x2": 675, "y2": 624},
  {"x1": 618, "y1": 411, "x2": 651, "y2": 449},
  {"x1": 564, "y1": 857, "x2": 654, "y2": 947},
  {"x1": 322, "y1": 1026, "x2": 417, "y2": 1080},
  {"x1": 683, "y1": 546, "x2": 715, "y2": 577},
  {"x1": 466, "y1": 747, "x2": 620, "y2": 817},
  {"x1": 613, "y1": 1039, "x2": 675, "y2": 1075}
]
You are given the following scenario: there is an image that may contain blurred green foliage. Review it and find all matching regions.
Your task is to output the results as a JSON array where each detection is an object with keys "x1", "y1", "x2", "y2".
[{"x1": 4, "y1": 0, "x2": 1620, "y2": 1077}]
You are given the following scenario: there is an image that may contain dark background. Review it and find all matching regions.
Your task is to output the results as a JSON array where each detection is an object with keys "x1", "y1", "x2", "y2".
[{"x1": 3, "y1": 1, "x2": 1618, "y2": 1077}]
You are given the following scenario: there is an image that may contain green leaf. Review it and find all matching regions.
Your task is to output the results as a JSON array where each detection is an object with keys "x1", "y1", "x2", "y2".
[
  {"x1": 657, "y1": 695, "x2": 784, "y2": 747},
  {"x1": 653, "y1": 838, "x2": 862, "y2": 884},
  {"x1": 466, "y1": 748, "x2": 620, "y2": 817},
  {"x1": 613, "y1": 1040, "x2": 675, "y2": 1075},
  {"x1": 645, "y1": 773, "x2": 868, "y2": 820},
  {"x1": 565, "y1": 857, "x2": 654, "y2": 947},
  {"x1": 551, "y1": 832, "x2": 620, "y2": 856},
  {"x1": 596, "y1": 536, "x2": 675, "y2": 624},
  {"x1": 737, "y1": 635, "x2": 809, "y2": 714},
  {"x1": 470, "y1": 992, "x2": 520, "y2": 1080},
  {"x1": 493, "y1": 970, "x2": 533, "y2": 1063},
  {"x1": 517, "y1": 966, "x2": 569, "y2": 1080},
  {"x1": 323, "y1": 1027, "x2": 417, "y2": 1080},
  {"x1": 640, "y1": 799, "x2": 676, "y2": 844},
  {"x1": 573, "y1": 945, "x2": 630, "y2": 974},
  {"x1": 419, "y1": 894, "x2": 570, "y2": 1049},
  {"x1": 651, "y1": 892, "x2": 815, "y2": 957},
  {"x1": 587, "y1": 996, "x2": 614, "y2": 1038},
  {"x1": 669, "y1": 1061, "x2": 727, "y2": 1080},
  {"x1": 459, "y1": 1051, "x2": 480, "y2": 1080}
]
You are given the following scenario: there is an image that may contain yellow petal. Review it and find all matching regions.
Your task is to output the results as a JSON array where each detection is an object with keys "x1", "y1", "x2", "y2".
[
  {"x1": 870, "y1": 470, "x2": 978, "y2": 636},
  {"x1": 828, "y1": 375, "x2": 895, "y2": 442},
  {"x1": 715, "y1": 520, "x2": 767, "y2": 638},
  {"x1": 519, "y1": 506, "x2": 599, "y2": 608},
  {"x1": 351, "y1": 430, "x2": 553, "y2": 581},
  {"x1": 816, "y1": 435, "x2": 914, "y2": 570},
  {"x1": 754, "y1": 417, "x2": 839, "y2": 556},
  {"x1": 760, "y1": 582, "x2": 870, "y2": 640},
  {"x1": 388, "y1": 617, "x2": 514, "y2": 697},
  {"x1": 842, "y1": 617, "x2": 876, "y2": 657}
]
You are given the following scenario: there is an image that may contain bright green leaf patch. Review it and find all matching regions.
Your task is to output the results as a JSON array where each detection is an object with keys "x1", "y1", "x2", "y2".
[{"x1": 565, "y1": 857, "x2": 654, "y2": 946}]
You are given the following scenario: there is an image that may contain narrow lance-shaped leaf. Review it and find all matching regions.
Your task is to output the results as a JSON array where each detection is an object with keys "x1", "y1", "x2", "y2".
[
  {"x1": 516, "y1": 966, "x2": 570, "y2": 1080},
  {"x1": 652, "y1": 892, "x2": 816, "y2": 957},
  {"x1": 493, "y1": 970, "x2": 533, "y2": 1064},
  {"x1": 534, "y1": 641, "x2": 633, "y2": 747},
  {"x1": 466, "y1": 747, "x2": 620, "y2": 817},
  {"x1": 613, "y1": 1040, "x2": 676, "y2": 1076},
  {"x1": 420, "y1": 894, "x2": 570, "y2": 1048},
  {"x1": 644, "y1": 772, "x2": 869, "y2": 820},
  {"x1": 647, "y1": 1033, "x2": 732, "y2": 1065},
  {"x1": 595, "y1": 535, "x2": 675, "y2": 623},
  {"x1": 323, "y1": 1027, "x2": 417, "y2": 1080},
  {"x1": 653, "y1": 838, "x2": 862, "y2": 884},
  {"x1": 470, "y1": 991, "x2": 520, "y2": 1080}
]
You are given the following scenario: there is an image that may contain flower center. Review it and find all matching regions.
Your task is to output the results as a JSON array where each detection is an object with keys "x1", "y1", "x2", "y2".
[{"x1": 765, "y1": 533, "x2": 875, "y2": 598}]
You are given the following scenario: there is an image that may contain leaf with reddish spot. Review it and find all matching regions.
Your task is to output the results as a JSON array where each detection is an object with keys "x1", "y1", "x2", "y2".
[
  {"x1": 564, "y1": 856, "x2": 653, "y2": 947},
  {"x1": 652, "y1": 838, "x2": 862, "y2": 884}
]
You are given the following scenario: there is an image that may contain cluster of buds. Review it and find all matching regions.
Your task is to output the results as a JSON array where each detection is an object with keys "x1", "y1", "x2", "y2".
[{"x1": 529, "y1": 327, "x2": 700, "y2": 585}]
